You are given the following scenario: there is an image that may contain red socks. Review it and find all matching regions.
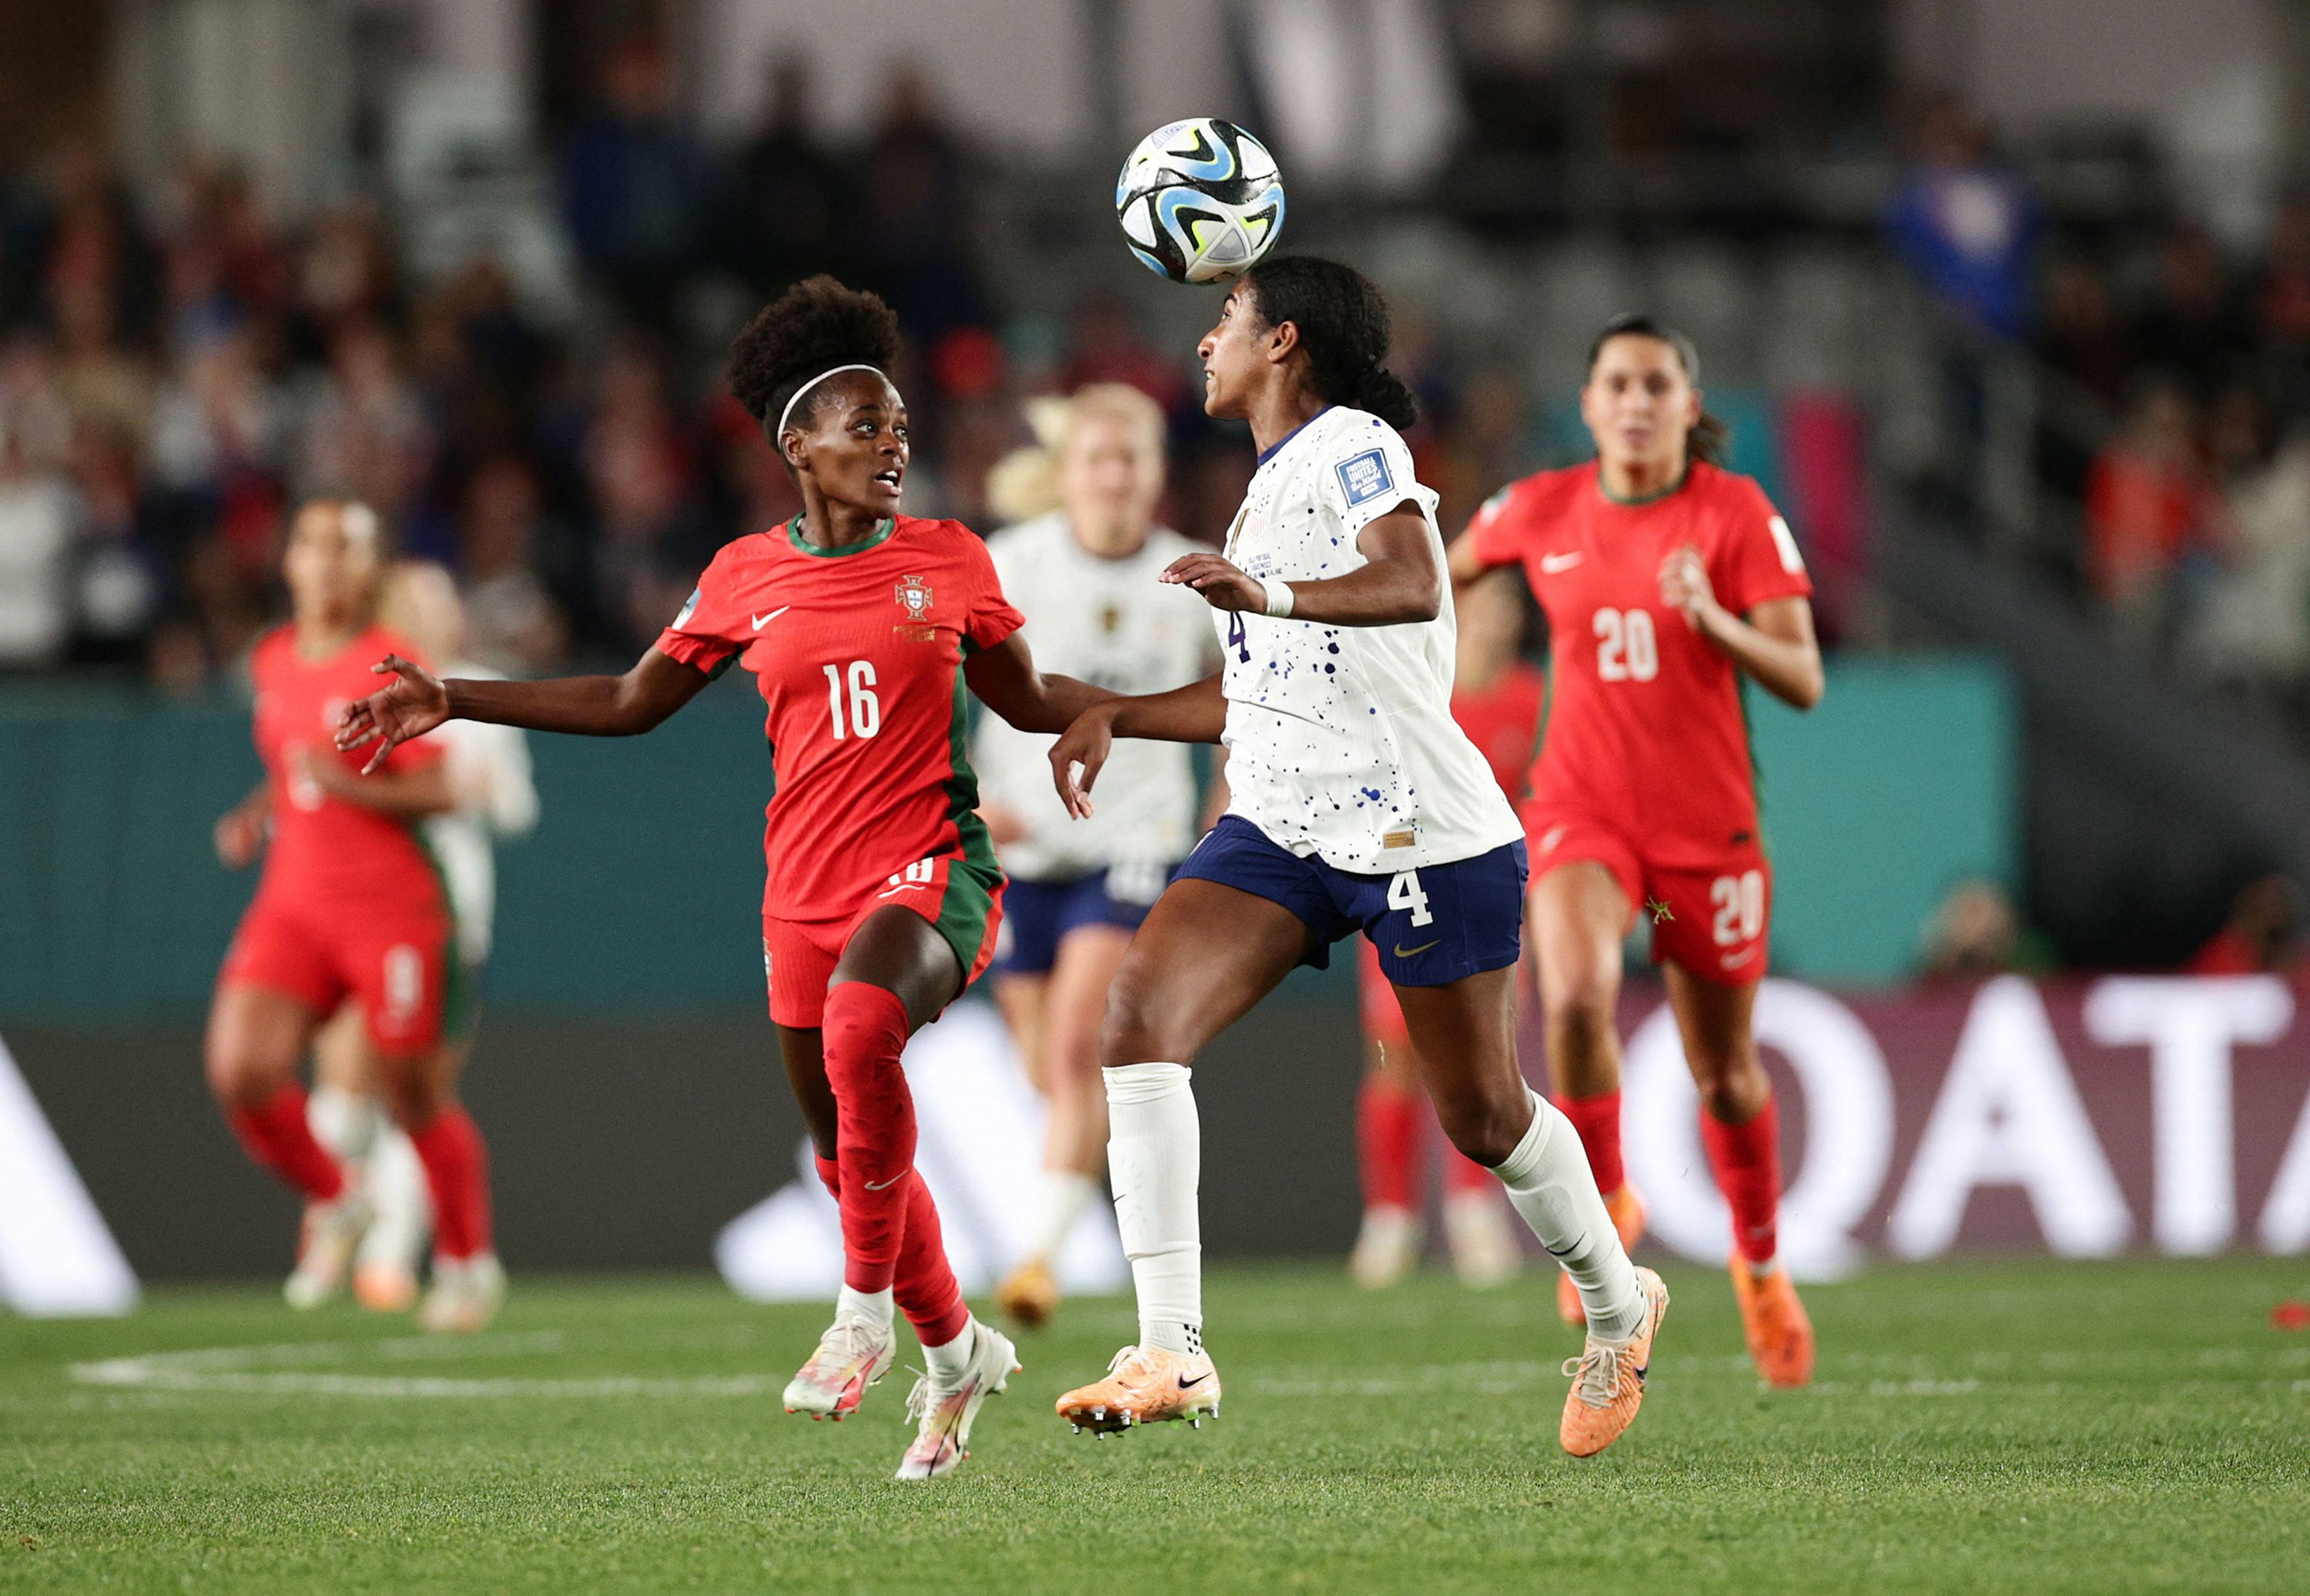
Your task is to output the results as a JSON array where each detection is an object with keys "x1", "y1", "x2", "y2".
[
  {"x1": 812, "y1": 1154, "x2": 969, "y2": 1347},
  {"x1": 1360, "y1": 1078, "x2": 1500, "y2": 1204},
  {"x1": 226, "y1": 1084, "x2": 346, "y2": 1203},
  {"x1": 1555, "y1": 1089, "x2": 1625, "y2": 1196},
  {"x1": 1357, "y1": 1079, "x2": 1421, "y2": 1210},
  {"x1": 822, "y1": 981, "x2": 920, "y2": 1297},
  {"x1": 408, "y1": 1105, "x2": 494, "y2": 1261},
  {"x1": 1700, "y1": 1096, "x2": 1782, "y2": 1263}
]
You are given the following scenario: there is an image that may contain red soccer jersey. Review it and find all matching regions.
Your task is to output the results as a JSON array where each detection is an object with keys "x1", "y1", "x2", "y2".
[
  {"x1": 656, "y1": 514, "x2": 1026, "y2": 923},
  {"x1": 1452, "y1": 661, "x2": 1545, "y2": 801},
  {"x1": 1465, "y1": 460, "x2": 1813, "y2": 866},
  {"x1": 249, "y1": 622, "x2": 445, "y2": 912}
]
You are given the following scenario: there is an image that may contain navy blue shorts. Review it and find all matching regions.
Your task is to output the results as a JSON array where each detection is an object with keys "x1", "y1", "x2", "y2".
[
  {"x1": 1174, "y1": 815, "x2": 1528, "y2": 987},
  {"x1": 990, "y1": 863, "x2": 1170, "y2": 978}
]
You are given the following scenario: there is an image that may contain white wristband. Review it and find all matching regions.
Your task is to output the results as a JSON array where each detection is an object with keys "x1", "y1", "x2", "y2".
[{"x1": 1263, "y1": 580, "x2": 1295, "y2": 618}]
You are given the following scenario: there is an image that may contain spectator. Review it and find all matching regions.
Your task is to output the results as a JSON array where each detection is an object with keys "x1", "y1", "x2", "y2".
[
  {"x1": 1882, "y1": 95, "x2": 2041, "y2": 342},
  {"x1": 2186, "y1": 874, "x2": 2306, "y2": 975},
  {"x1": 857, "y1": 62, "x2": 985, "y2": 343},
  {"x1": 2183, "y1": 395, "x2": 2310, "y2": 688},
  {"x1": 0, "y1": 420, "x2": 77, "y2": 667},
  {"x1": 1917, "y1": 878, "x2": 2054, "y2": 980},
  {"x1": 2132, "y1": 223, "x2": 2247, "y2": 402},
  {"x1": 457, "y1": 457, "x2": 571, "y2": 675},
  {"x1": 2081, "y1": 379, "x2": 2224, "y2": 633},
  {"x1": 728, "y1": 51, "x2": 852, "y2": 298},
  {"x1": 558, "y1": 35, "x2": 713, "y2": 329}
]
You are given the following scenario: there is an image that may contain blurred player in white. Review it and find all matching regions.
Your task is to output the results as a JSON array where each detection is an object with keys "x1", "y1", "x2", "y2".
[
  {"x1": 973, "y1": 385, "x2": 1223, "y2": 1329},
  {"x1": 304, "y1": 562, "x2": 537, "y2": 1323}
]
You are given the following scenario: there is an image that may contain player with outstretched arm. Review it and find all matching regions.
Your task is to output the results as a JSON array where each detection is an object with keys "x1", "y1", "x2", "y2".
[
  {"x1": 1448, "y1": 314, "x2": 1824, "y2": 1386},
  {"x1": 1045, "y1": 256, "x2": 1668, "y2": 1458},
  {"x1": 336, "y1": 278, "x2": 1113, "y2": 1477}
]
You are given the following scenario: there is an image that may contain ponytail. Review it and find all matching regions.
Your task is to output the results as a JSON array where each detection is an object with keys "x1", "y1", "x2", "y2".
[
  {"x1": 1241, "y1": 255, "x2": 1420, "y2": 430},
  {"x1": 1689, "y1": 410, "x2": 1730, "y2": 465}
]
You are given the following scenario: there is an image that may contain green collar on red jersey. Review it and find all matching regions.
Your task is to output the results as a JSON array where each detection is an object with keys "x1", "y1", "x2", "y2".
[
  {"x1": 1598, "y1": 463, "x2": 1692, "y2": 507},
  {"x1": 786, "y1": 514, "x2": 897, "y2": 557}
]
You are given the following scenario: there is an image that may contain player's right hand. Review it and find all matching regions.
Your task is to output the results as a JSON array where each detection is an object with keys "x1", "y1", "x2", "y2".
[
  {"x1": 336, "y1": 654, "x2": 450, "y2": 775},
  {"x1": 1048, "y1": 705, "x2": 1117, "y2": 820},
  {"x1": 213, "y1": 804, "x2": 265, "y2": 869}
]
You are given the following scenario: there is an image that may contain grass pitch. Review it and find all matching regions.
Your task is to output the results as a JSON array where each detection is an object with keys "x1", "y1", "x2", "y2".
[{"x1": 2, "y1": 1257, "x2": 2306, "y2": 1594}]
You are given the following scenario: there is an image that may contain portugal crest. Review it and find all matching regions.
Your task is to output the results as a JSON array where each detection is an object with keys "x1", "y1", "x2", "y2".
[{"x1": 894, "y1": 574, "x2": 933, "y2": 619}]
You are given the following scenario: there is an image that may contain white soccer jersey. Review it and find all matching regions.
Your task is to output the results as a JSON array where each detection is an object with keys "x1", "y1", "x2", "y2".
[
  {"x1": 973, "y1": 513, "x2": 1220, "y2": 880},
  {"x1": 1216, "y1": 407, "x2": 1522, "y2": 874},
  {"x1": 424, "y1": 661, "x2": 540, "y2": 965}
]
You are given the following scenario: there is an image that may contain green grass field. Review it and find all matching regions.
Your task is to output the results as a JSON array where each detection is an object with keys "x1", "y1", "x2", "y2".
[{"x1": 3, "y1": 1257, "x2": 2307, "y2": 1594}]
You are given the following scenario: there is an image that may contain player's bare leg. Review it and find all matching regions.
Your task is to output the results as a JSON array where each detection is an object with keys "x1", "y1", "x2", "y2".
[
  {"x1": 999, "y1": 924, "x2": 1130, "y2": 1328},
  {"x1": 1530, "y1": 862, "x2": 1648, "y2": 1323},
  {"x1": 1665, "y1": 965, "x2": 1813, "y2": 1387},
  {"x1": 1056, "y1": 881, "x2": 1304, "y2": 1437},
  {"x1": 206, "y1": 985, "x2": 370, "y2": 1309},
  {"x1": 1396, "y1": 965, "x2": 1664, "y2": 1457}
]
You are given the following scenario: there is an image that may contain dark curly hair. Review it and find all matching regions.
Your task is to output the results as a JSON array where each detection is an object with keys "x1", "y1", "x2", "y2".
[
  {"x1": 726, "y1": 275, "x2": 904, "y2": 437},
  {"x1": 1238, "y1": 255, "x2": 1418, "y2": 430}
]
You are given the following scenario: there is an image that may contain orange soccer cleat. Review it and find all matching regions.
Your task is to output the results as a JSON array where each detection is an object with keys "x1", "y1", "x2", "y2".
[
  {"x1": 1559, "y1": 1265, "x2": 1669, "y2": 1457},
  {"x1": 996, "y1": 1257, "x2": 1062, "y2": 1330},
  {"x1": 1729, "y1": 1253, "x2": 1815, "y2": 1388},
  {"x1": 1056, "y1": 1344, "x2": 1221, "y2": 1437},
  {"x1": 1556, "y1": 1182, "x2": 1649, "y2": 1326}
]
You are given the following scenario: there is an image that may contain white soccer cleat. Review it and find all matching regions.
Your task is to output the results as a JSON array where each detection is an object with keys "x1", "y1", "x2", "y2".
[
  {"x1": 782, "y1": 1310, "x2": 897, "y2": 1420},
  {"x1": 417, "y1": 1251, "x2": 506, "y2": 1334},
  {"x1": 283, "y1": 1188, "x2": 374, "y2": 1310},
  {"x1": 895, "y1": 1321, "x2": 1022, "y2": 1480},
  {"x1": 1445, "y1": 1189, "x2": 1522, "y2": 1288},
  {"x1": 1349, "y1": 1205, "x2": 1421, "y2": 1289}
]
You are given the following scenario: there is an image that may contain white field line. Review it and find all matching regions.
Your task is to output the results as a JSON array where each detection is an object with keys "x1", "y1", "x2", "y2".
[{"x1": 61, "y1": 1332, "x2": 2310, "y2": 1403}]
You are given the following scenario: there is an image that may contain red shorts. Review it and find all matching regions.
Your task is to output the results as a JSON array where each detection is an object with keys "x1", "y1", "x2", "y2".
[
  {"x1": 1522, "y1": 805, "x2": 1773, "y2": 985},
  {"x1": 763, "y1": 852, "x2": 1006, "y2": 1029},
  {"x1": 219, "y1": 891, "x2": 457, "y2": 1056},
  {"x1": 1356, "y1": 937, "x2": 1411, "y2": 1045}
]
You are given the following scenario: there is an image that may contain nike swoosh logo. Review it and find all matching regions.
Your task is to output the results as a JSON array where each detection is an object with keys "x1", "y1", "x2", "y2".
[
  {"x1": 752, "y1": 607, "x2": 790, "y2": 630},
  {"x1": 1539, "y1": 552, "x2": 1584, "y2": 574},
  {"x1": 1176, "y1": 1372, "x2": 1210, "y2": 1390},
  {"x1": 1394, "y1": 939, "x2": 1441, "y2": 959},
  {"x1": 862, "y1": 1174, "x2": 904, "y2": 1192},
  {"x1": 1720, "y1": 946, "x2": 1759, "y2": 968}
]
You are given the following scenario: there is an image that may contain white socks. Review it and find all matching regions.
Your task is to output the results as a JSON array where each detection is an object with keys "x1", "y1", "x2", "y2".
[
  {"x1": 307, "y1": 1085, "x2": 383, "y2": 1163},
  {"x1": 922, "y1": 1318, "x2": 976, "y2": 1384},
  {"x1": 837, "y1": 1284, "x2": 895, "y2": 1335},
  {"x1": 1026, "y1": 1169, "x2": 1102, "y2": 1265},
  {"x1": 1103, "y1": 1062, "x2": 1203, "y2": 1356},
  {"x1": 1493, "y1": 1090, "x2": 1645, "y2": 1342}
]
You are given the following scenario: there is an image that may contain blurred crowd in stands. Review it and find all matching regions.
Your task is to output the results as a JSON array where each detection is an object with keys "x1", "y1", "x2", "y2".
[
  {"x1": 1886, "y1": 94, "x2": 2310, "y2": 696},
  {"x1": 0, "y1": 38, "x2": 1536, "y2": 693}
]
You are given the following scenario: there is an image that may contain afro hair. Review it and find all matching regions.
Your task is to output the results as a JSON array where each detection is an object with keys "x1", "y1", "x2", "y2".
[{"x1": 726, "y1": 275, "x2": 905, "y2": 432}]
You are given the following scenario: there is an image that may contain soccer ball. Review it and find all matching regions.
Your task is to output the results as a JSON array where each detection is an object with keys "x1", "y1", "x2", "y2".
[{"x1": 1115, "y1": 119, "x2": 1285, "y2": 285}]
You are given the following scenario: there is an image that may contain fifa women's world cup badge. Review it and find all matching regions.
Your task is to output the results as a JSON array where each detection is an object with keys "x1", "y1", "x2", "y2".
[{"x1": 893, "y1": 574, "x2": 938, "y2": 641}]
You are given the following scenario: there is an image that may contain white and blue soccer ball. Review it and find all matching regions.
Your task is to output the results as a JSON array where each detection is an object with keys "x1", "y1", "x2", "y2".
[{"x1": 1115, "y1": 119, "x2": 1285, "y2": 285}]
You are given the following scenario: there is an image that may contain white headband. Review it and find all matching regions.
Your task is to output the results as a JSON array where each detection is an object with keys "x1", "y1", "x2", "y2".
[{"x1": 776, "y1": 363, "x2": 892, "y2": 440}]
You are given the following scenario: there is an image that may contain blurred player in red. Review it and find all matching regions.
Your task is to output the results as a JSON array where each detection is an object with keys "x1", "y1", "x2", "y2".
[
  {"x1": 1349, "y1": 572, "x2": 1539, "y2": 1289},
  {"x1": 334, "y1": 278, "x2": 1111, "y2": 1478},
  {"x1": 1449, "y1": 315, "x2": 1826, "y2": 1387},
  {"x1": 207, "y1": 500, "x2": 502, "y2": 1332}
]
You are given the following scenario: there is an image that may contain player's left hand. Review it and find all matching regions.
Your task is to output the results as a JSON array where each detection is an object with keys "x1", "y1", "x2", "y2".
[
  {"x1": 1162, "y1": 553, "x2": 1267, "y2": 614},
  {"x1": 1659, "y1": 544, "x2": 1722, "y2": 630}
]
